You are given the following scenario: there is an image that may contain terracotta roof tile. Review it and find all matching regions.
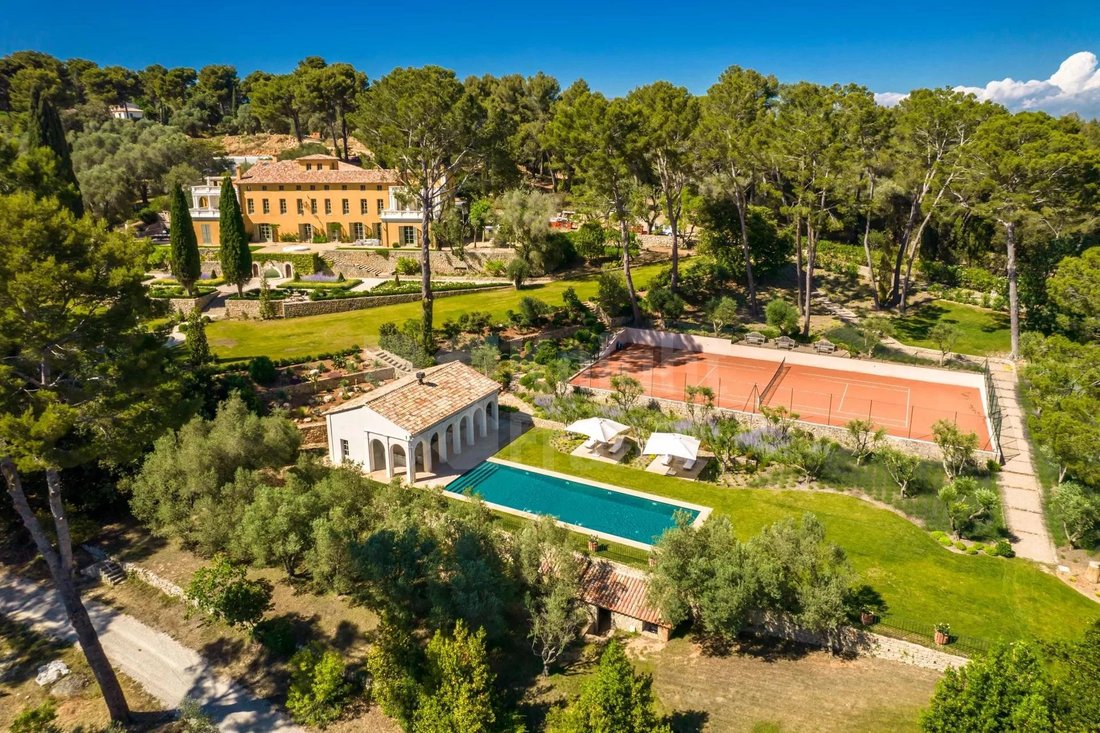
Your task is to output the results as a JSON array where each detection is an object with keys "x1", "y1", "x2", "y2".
[
  {"x1": 237, "y1": 158, "x2": 400, "y2": 185},
  {"x1": 328, "y1": 361, "x2": 499, "y2": 435},
  {"x1": 578, "y1": 558, "x2": 667, "y2": 627}
]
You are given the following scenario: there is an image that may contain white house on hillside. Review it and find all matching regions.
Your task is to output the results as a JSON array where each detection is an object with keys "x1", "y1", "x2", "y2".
[
  {"x1": 109, "y1": 102, "x2": 144, "y2": 121},
  {"x1": 325, "y1": 361, "x2": 500, "y2": 483}
]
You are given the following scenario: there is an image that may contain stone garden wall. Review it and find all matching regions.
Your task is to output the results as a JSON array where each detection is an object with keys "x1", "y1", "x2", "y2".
[
  {"x1": 749, "y1": 612, "x2": 968, "y2": 672},
  {"x1": 271, "y1": 366, "x2": 395, "y2": 397},
  {"x1": 162, "y1": 290, "x2": 218, "y2": 315},
  {"x1": 225, "y1": 285, "x2": 508, "y2": 320}
]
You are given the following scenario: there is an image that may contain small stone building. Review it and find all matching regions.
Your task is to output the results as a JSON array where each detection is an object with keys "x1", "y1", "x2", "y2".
[
  {"x1": 578, "y1": 558, "x2": 671, "y2": 642},
  {"x1": 325, "y1": 361, "x2": 500, "y2": 483}
]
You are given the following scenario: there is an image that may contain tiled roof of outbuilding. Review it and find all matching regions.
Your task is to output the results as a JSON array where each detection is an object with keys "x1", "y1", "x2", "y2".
[
  {"x1": 578, "y1": 558, "x2": 667, "y2": 627},
  {"x1": 327, "y1": 361, "x2": 499, "y2": 435}
]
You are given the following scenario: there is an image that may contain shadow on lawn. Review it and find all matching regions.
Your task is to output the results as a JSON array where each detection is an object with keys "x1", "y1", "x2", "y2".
[{"x1": 669, "y1": 709, "x2": 710, "y2": 733}]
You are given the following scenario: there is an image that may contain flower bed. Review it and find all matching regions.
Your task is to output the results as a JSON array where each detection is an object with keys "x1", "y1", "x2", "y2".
[
  {"x1": 369, "y1": 280, "x2": 505, "y2": 296},
  {"x1": 147, "y1": 285, "x2": 217, "y2": 298},
  {"x1": 277, "y1": 277, "x2": 363, "y2": 291}
]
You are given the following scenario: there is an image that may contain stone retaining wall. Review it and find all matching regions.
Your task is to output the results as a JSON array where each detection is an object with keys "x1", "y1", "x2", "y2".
[
  {"x1": 225, "y1": 286, "x2": 507, "y2": 320},
  {"x1": 82, "y1": 545, "x2": 187, "y2": 602},
  {"x1": 297, "y1": 421, "x2": 327, "y2": 448},
  {"x1": 750, "y1": 612, "x2": 967, "y2": 672},
  {"x1": 270, "y1": 366, "x2": 394, "y2": 397},
  {"x1": 161, "y1": 290, "x2": 218, "y2": 315},
  {"x1": 322, "y1": 248, "x2": 517, "y2": 277}
]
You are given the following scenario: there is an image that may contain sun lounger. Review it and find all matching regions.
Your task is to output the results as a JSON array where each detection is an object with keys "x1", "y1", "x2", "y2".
[
  {"x1": 607, "y1": 436, "x2": 625, "y2": 454},
  {"x1": 681, "y1": 458, "x2": 696, "y2": 471},
  {"x1": 582, "y1": 437, "x2": 599, "y2": 450},
  {"x1": 660, "y1": 454, "x2": 673, "y2": 467}
]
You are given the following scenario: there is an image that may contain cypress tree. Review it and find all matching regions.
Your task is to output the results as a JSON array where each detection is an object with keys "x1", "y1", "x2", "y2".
[
  {"x1": 168, "y1": 185, "x2": 201, "y2": 295},
  {"x1": 29, "y1": 87, "x2": 84, "y2": 218},
  {"x1": 217, "y1": 175, "x2": 252, "y2": 296},
  {"x1": 186, "y1": 308, "x2": 212, "y2": 367}
]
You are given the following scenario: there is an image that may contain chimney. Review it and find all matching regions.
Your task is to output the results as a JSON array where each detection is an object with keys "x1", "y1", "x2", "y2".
[{"x1": 415, "y1": 371, "x2": 425, "y2": 384}]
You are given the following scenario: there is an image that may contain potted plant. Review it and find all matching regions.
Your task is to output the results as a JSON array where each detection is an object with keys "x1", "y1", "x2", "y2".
[
  {"x1": 587, "y1": 535, "x2": 599, "y2": 553},
  {"x1": 934, "y1": 623, "x2": 951, "y2": 646}
]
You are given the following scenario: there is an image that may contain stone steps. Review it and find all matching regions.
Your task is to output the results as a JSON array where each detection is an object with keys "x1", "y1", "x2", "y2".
[{"x1": 99, "y1": 560, "x2": 126, "y2": 586}]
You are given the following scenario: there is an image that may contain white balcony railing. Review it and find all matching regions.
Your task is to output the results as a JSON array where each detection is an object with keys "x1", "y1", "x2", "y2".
[{"x1": 380, "y1": 208, "x2": 423, "y2": 222}]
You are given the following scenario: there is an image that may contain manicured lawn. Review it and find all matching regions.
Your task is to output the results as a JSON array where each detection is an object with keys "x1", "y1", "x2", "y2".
[
  {"x1": 207, "y1": 263, "x2": 665, "y2": 363},
  {"x1": 891, "y1": 300, "x2": 1011, "y2": 357},
  {"x1": 496, "y1": 429, "x2": 1100, "y2": 645}
]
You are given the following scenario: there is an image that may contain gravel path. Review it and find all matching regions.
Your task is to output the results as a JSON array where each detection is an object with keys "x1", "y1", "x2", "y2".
[{"x1": 0, "y1": 571, "x2": 303, "y2": 733}]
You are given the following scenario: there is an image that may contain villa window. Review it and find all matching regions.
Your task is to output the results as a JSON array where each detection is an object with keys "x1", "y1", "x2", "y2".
[
  {"x1": 305, "y1": 163, "x2": 311, "y2": 171},
  {"x1": 340, "y1": 439, "x2": 349, "y2": 459},
  {"x1": 297, "y1": 199, "x2": 304, "y2": 215},
  {"x1": 360, "y1": 199, "x2": 368, "y2": 214},
  {"x1": 377, "y1": 198, "x2": 384, "y2": 214},
  {"x1": 261, "y1": 198, "x2": 270, "y2": 214},
  {"x1": 373, "y1": 222, "x2": 382, "y2": 239},
  {"x1": 342, "y1": 198, "x2": 350, "y2": 215},
  {"x1": 310, "y1": 199, "x2": 317, "y2": 215},
  {"x1": 352, "y1": 222, "x2": 365, "y2": 240},
  {"x1": 198, "y1": 196, "x2": 208, "y2": 208},
  {"x1": 279, "y1": 199, "x2": 287, "y2": 214},
  {"x1": 246, "y1": 199, "x2": 254, "y2": 214},
  {"x1": 324, "y1": 199, "x2": 332, "y2": 215},
  {"x1": 258, "y1": 224, "x2": 273, "y2": 241},
  {"x1": 400, "y1": 226, "x2": 417, "y2": 246},
  {"x1": 200, "y1": 224, "x2": 211, "y2": 244}
]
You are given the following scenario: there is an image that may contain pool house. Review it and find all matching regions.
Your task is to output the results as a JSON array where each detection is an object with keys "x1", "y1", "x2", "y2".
[
  {"x1": 578, "y1": 558, "x2": 672, "y2": 642},
  {"x1": 325, "y1": 361, "x2": 501, "y2": 483}
]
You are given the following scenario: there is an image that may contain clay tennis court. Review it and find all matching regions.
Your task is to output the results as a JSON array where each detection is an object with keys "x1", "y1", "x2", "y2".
[{"x1": 572, "y1": 343, "x2": 992, "y2": 449}]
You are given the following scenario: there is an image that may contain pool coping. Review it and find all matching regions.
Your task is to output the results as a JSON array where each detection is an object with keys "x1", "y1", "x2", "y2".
[{"x1": 441, "y1": 457, "x2": 712, "y2": 551}]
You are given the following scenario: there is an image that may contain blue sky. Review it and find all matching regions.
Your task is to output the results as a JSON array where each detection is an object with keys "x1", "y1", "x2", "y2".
[{"x1": 3, "y1": 0, "x2": 1099, "y2": 114}]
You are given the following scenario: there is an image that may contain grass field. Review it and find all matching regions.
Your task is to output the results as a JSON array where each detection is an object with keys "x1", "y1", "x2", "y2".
[
  {"x1": 206, "y1": 263, "x2": 665, "y2": 363},
  {"x1": 496, "y1": 429, "x2": 1100, "y2": 645},
  {"x1": 891, "y1": 300, "x2": 1011, "y2": 356}
]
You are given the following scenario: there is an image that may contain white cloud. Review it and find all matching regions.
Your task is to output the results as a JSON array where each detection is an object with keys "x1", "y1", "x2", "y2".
[
  {"x1": 873, "y1": 91, "x2": 908, "y2": 107},
  {"x1": 877, "y1": 51, "x2": 1100, "y2": 119}
]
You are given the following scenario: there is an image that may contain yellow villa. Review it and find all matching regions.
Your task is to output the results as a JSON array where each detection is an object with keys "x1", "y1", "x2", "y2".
[{"x1": 190, "y1": 154, "x2": 424, "y2": 247}]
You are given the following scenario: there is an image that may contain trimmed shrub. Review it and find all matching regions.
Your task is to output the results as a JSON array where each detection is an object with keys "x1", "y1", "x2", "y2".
[
  {"x1": 286, "y1": 644, "x2": 351, "y2": 726},
  {"x1": 395, "y1": 257, "x2": 420, "y2": 276},
  {"x1": 249, "y1": 356, "x2": 278, "y2": 386}
]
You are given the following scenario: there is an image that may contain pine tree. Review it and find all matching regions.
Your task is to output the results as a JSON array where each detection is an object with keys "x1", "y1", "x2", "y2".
[
  {"x1": 217, "y1": 175, "x2": 252, "y2": 295},
  {"x1": 186, "y1": 308, "x2": 212, "y2": 367},
  {"x1": 168, "y1": 185, "x2": 201, "y2": 295},
  {"x1": 550, "y1": 640, "x2": 671, "y2": 733},
  {"x1": 29, "y1": 87, "x2": 84, "y2": 218}
]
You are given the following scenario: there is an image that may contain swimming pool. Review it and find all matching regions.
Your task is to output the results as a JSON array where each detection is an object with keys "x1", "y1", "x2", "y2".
[{"x1": 444, "y1": 459, "x2": 709, "y2": 548}]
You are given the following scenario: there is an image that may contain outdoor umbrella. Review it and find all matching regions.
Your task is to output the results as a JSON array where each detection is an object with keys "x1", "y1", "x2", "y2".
[
  {"x1": 564, "y1": 417, "x2": 630, "y2": 443},
  {"x1": 641, "y1": 432, "x2": 700, "y2": 462}
]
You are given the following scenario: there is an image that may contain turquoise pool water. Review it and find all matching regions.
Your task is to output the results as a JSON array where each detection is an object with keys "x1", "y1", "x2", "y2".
[{"x1": 445, "y1": 461, "x2": 700, "y2": 545}]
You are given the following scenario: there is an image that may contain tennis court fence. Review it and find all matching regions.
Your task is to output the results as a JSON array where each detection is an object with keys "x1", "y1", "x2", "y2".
[
  {"x1": 982, "y1": 359, "x2": 1005, "y2": 463},
  {"x1": 572, "y1": 348, "x2": 996, "y2": 451}
]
